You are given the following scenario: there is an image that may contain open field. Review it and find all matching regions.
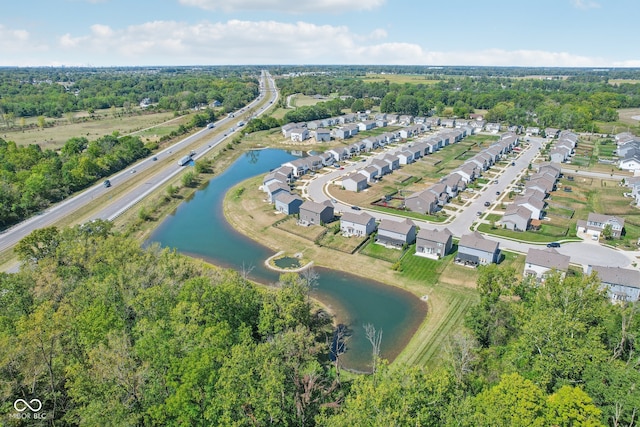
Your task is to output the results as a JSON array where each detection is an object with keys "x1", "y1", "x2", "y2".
[
  {"x1": 289, "y1": 94, "x2": 332, "y2": 108},
  {"x1": 2, "y1": 109, "x2": 185, "y2": 148}
]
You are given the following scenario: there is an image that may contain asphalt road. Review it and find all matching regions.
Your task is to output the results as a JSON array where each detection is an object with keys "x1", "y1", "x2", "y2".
[
  {"x1": 306, "y1": 135, "x2": 635, "y2": 270},
  {"x1": 0, "y1": 70, "x2": 277, "y2": 269}
]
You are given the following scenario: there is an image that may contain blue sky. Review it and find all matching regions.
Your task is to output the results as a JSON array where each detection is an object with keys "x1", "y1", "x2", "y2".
[{"x1": 1, "y1": 0, "x2": 638, "y2": 67}]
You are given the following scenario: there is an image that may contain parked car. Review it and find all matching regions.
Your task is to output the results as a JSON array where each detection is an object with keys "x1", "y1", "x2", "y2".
[
  {"x1": 351, "y1": 206, "x2": 361, "y2": 211},
  {"x1": 547, "y1": 242, "x2": 561, "y2": 248}
]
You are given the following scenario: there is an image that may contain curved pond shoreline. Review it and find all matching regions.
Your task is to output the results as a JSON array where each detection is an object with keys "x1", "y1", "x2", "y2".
[{"x1": 147, "y1": 148, "x2": 427, "y2": 371}]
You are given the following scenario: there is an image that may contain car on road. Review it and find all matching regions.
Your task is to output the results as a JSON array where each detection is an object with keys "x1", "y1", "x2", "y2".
[
  {"x1": 484, "y1": 201, "x2": 491, "y2": 207},
  {"x1": 351, "y1": 206, "x2": 361, "y2": 211},
  {"x1": 103, "y1": 180, "x2": 111, "y2": 188},
  {"x1": 339, "y1": 167, "x2": 344, "y2": 170},
  {"x1": 476, "y1": 211, "x2": 482, "y2": 216},
  {"x1": 511, "y1": 162, "x2": 516, "y2": 166},
  {"x1": 547, "y1": 242, "x2": 561, "y2": 248},
  {"x1": 152, "y1": 156, "x2": 157, "y2": 161},
  {"x1": 130, "y1": 169, "x2": 136, "y2": 174},
  {"x1": 496, "y1": 191, "x2": 500, "y2": 195}
]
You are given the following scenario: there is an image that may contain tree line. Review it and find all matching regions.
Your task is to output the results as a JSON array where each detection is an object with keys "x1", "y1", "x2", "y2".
[
  {"x1": 0, "y1": 68, "x2": 259, "y2": 121},
  {"x1": 0, "y1": 135, "x2": 149, "y2": 228},
  {"x1": 1, "y1": 225, "x2": 637, "y2": 425},
  {"x1": 275, "y1": 73, "x2": 640, "y2": 131}
]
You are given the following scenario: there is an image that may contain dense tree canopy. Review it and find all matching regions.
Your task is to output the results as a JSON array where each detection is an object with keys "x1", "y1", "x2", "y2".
[
  {"x1": 2, "y1": 225, "x2": 638, "y2": 425},
  {"x1": 0, "y1": 135, "x2": 150, "y2": 228}
]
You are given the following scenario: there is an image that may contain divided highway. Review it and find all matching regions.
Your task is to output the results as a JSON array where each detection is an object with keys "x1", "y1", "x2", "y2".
[{"x1": 0, "y1": 70, "x2": 277, "y2": 270}]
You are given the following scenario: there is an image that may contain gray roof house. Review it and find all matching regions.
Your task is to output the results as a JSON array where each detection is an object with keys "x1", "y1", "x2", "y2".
[
  {"x1": 359, "y1": 165, "x2": 380, "y2": 182},
  {"x1": 376, "y1": 218, "x2": 417, "y2": 248},
  {"x1": 524, "y1": 248, "x2": 570, "y2": 281},
  {"x1": 513, "y1": 194, "x2": 545, "y2": 220},
  {"x1": 620, "y1": 150, "x2": 640, "y2": 171},
  {"x1": 266, "y1": 181, "x2": 291, "y2": 203},
  {"x1": 342, "y1": 172, "x2": 368, "y2": 192},
  {"x1": 397, "y1": 150, "x2": 414, "y2": 165},
  {"x1": 327, "y1": 147, "x2": 348, "y2": 161},
  {"x1": 457, "y1": 232, "x2": 500, "y2": 266},
  {"x1": 382, "y1": 154, "x2": 400, "y2": 171},
  {"x1": 371, "y1": 159, "x2": 391, "y2": 176},
  {"x1": 415, "y1": 227, "x2": 453, "y2": 259},
  {"x1": 588, "y1": 265, "x2": 640, "y2": 303},
  {"x1": 290, "y1": 127, "x2": 309, "y2": 142},
  {"x1": 274, "y1": 192, "x2": 304, "y2": 215},
  {"x1": 340, "y1": 211, "x2": 376, "y2": 237},
  {"x1": 313, "y1": 128, "x2": 331, "y2": 142},
  {"x1": 501, "y1": 204, "x2": 532, "y2": 231},
  {"x1": 405, "y1": 190, "x2": 438, "y2": 215},
  {"x1": 577, "y1": 213, "x2": 625, "y2": 239},
  {"x1": 298, "y1": 200, "x2": 334, "y2": 226}
]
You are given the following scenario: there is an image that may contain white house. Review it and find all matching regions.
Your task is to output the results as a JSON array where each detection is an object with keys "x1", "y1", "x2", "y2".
[{"x1": 340, "y1": 211, "x2": 376, "y2": 237}]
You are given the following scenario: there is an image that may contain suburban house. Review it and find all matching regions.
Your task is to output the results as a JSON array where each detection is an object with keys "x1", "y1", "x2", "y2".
[
  {"x1": 396, "y1": 151, "x2": 414, "y2": 165},
  {"x1": 577, "y1": 213, "x2": 625, "y2": 239},
  {"x1": 298, "y1": 200, "x2": 334, "y2": 226},
  {"x1": 549, "y1": 146, "x2": 571, "y2": 163},
  {"x1": 371, "y1": 159, "x2": 391, "y2": 177},
  {"x1": 440, "y1": 174, "x2": 463, "y2": 198},
  {"x1": 616, "y1": 141, "x2": 639, "y2": 157},
  {"x1": 274, "y1": 192, "x2": 304, "y2": 215},
  {"x1": 341, "y1": 172, "x2": 368, "y2": 192},
  {"x1": 415, "y1": 228, "x2": 453, "y2": 259},
  {"x1": 327, "y1": 147, "x2": 349, "y2": 161},
  {"x1": 358, "y1": 120, "x2": 377, "y2": 131},
  {"x1": 382, "y1": 154, "x2": 400, "y2": 171},
  {"x1": 619, "y1": 150, "x2": 640, "y2": 171},
  {"x1": 456, "y1": 232, "x2": 501, "y2": 266},
  {"x1": 375, "y1": 218, "x2": 417, "y2": 248},
  {"x1": 313, "y1": 128, "x2": 331, "y2": 142},
  {"x1": 513, "y1": 194, "x2": 545, "y2": 219},
  {"x1": 262, "y1": 171, "x2": 289, "y2": 190},
  {"x1": 266, "y1": 181, "x2": 291, "y2": 203},
  {"x1": 359, "y1": 166, "x2": 379, "y2": 182},
  {"x1": 501, "y1": 204, "x2": 532, "y2": 231},
  {"x1": 587, "y1": 265, "x2": 640, "y2": 302},
  {"x1": 290, "y1": 127, "x2": 309, "y2": 142},
  {"x1": 405, "y1": 190, "x2": 438, "y2": 215},
  {"x1": 340, "y1": 211, "x2": 376, "y2": 237},
  {"x1": 524, "y1": 248, "x2": 570, "y2": 281}
]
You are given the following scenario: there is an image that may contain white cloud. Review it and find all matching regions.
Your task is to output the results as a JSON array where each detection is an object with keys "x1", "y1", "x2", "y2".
[
  {"x1": 1, "y1": 19, "x2": 634, "y2": 67},
  {"x1": 0, "y1": 25, "x2": 48, "y2": 54},
  {"x1": 571, "y1": 0, "x2": 600, "y2": 10},
  {"x1": 178, "y1": 0, "x2": 385, "y2": 13}
]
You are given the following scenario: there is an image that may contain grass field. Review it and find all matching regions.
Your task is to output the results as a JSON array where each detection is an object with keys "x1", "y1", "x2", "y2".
[
  {"x1": 317, "y1": 230, "x2": 367, "y2": 253},
  {"x1": 3, "y1": 110, "x2": 183, "y2": 148},
  {"x1": 359, "y1": 238, "x2": 405, "y2": 262}
]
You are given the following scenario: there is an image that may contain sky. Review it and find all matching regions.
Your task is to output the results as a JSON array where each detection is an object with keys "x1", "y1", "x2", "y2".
[{"x1": 2, "y1": 0, "x2": 639, "y2": 68}]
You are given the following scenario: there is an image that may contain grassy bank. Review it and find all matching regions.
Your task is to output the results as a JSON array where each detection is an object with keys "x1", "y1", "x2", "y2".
[{"x1": 222, "y1": 171, "x2": 485, "y2": 368}]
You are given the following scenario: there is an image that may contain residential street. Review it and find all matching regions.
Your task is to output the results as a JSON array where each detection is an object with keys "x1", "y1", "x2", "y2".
[{"x1": 305, "y1": 135, "x2": 637, "y2": 270}]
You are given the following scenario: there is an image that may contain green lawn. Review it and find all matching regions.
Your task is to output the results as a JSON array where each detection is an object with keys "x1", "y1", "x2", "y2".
[
  {"x1": 478, "y1": 223, "x2": 574, "y2": 243},
  {"x1": 359, "y1": 238, "x2": 405, "y2": 262},
  {"x1": 400, "y1": 246, "x2": 453, "y2": 285},
  {"x1": 367, "y1": 205, "x2": 449, "y2": 222}
]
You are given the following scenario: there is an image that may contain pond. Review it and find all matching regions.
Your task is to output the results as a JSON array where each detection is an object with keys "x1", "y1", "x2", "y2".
[{"x1": 147, "y1": 148, "x2": 426, "y2": 372}]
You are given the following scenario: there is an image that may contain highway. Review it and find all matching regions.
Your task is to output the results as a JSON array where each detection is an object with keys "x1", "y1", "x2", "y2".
[{"x1": 0, "y1": 70, "x2": 278, "y2": 269}]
